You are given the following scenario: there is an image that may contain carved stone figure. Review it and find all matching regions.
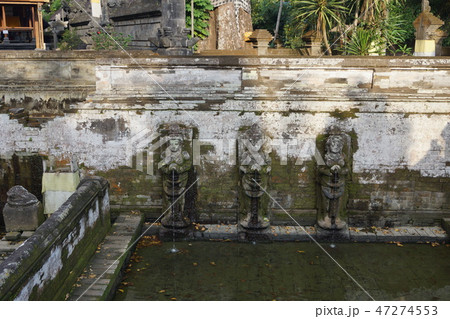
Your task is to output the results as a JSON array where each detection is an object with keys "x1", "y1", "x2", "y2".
[
  {"x1": 107, "y1": 0, "x2": 124, "y2": 8},
  {"x1": 317, "y1": 129, "x2": 351, "y2": 230},
  {"x1": 150, "y1": 0, "x2": 199, "y2": 55},
  {"x1": 238, "y1": 124, "x2": 271, "y2": 230},
  {"x1": 160, "y1": 125, "x2": 192, "y2": 228}
]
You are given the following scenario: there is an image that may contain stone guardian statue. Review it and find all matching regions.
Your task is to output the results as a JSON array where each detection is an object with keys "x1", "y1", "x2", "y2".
[
  {"x1": 160, "y1": 125, "x2": 192, "y2": 229},
  {"x1": 238, "y1": 124, "x2": 272, "y2": 230},
  {"x1": 317, "y1": 129, "x2": 351, "y2": 230}
]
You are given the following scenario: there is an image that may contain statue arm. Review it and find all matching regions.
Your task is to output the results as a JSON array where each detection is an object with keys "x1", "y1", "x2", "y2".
[{"x1": 318, "y1": 166, "x2": 332, "y2": 176}]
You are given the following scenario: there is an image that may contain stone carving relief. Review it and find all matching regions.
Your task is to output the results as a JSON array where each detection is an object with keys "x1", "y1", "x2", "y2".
[
  {"x1": 107, "y1": 0, "x2": 124, "y2": 8},
  {"x1": 238, "y1": 124, "x2": 272, "y2": 230},
  {"x1": 160, "y1": 124, "x2": 193, "y2": 229},
  {"x1": 317, "y1": 127, "x2": 351, "y2": 230}
]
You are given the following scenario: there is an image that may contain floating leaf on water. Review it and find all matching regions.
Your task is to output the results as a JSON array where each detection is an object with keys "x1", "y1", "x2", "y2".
[
  {"x1": 296, "y1": 250, "x2": 305, "y2": 254},
  {"x1": 431, "y1": 242, "x2": 440, "y2": 247},
  {"x1": 171, "y1": 297, "x2": 177, "y2": 301},
  {"x1": 193, "y1": 262, "x2": 198, "y2": 266},
  {"x1": 118, "y1": 289, "x2": 124, "y2": 293},
  {"x1": 210, "y1": 262, "x2": 216, "y2": 266},
  {"x1": 159, "y1": 290, "x2": 166, "y2": 293},
  {"x1": 396, "y1": 242, "x2": 403, "y2": 247}
]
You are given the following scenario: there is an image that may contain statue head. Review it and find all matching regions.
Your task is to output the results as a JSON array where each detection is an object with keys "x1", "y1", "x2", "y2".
[
  {"x1": 247, "y1": 123, "x2": 264, "y2": 146},
  {"x1": 326, "y1": 135, "x2": 344, "y2": 154},
  {"x1": 169, "y1": 137, "x2": 182, "y2": 153}
]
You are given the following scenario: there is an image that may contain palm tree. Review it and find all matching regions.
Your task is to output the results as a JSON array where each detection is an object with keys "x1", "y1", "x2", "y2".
[
  {"x1": 356, "y1": 0, "x2": 404, "y2": 24},
  {"x1": 292, "y1": 0, "x2": 347, "y2": 55},
  {"x1": 348, "y1": 0, "x2": 407, "y2": 55}
]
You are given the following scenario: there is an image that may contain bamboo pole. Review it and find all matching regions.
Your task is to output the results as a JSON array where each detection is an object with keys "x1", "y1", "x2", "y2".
[
  {"x1": 273, "y1": 0, "x2": 283, "y2": 45},
  {"x1": 37, "y1": 3, "x2": 44, "y2": 49},
  {"x1": 191, "y1": 0, "x2": 194, "y2": 37}
]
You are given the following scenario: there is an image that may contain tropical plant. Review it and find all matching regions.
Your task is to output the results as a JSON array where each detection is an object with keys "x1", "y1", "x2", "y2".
[
  {"x1": 394, "y1": 43, "x2": 413, "y2": 56},
  {"x1": 91, "y1": 26, "x2": 132, "y2": 50},
  {"x1": 345, "y1": 27, "x2": 377, "y2": 55},
  {"x1": 42, "y1": 0, "x2": 63, "y2": 22},
  {"x1": 349, "y1": 0, "x2": 408, "y2": 55},
  {"x1": 58, "y1": 28, "x2": 83, "y2": 50},
  {"x1": 283, "y1": 18, "x2": 306, "y2": 49},
  {"x1": 291, "y1": 0, "x2": 348, "y2": 55},
  {"x1": 185, "y1": 0, "x2": 214, "y2": 40}
]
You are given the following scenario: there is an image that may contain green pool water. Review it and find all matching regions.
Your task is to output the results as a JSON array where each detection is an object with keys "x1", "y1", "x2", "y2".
[{"x1": 113, "y1": 240, "x2": 450, "y2": 301}]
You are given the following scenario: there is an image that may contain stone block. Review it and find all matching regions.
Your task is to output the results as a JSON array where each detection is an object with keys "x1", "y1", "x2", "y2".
[
  {"x1": 42, "y1": 172, "x2": 80, "y2": 215},
  {"x1": 5, "y1": 232, "x2": 21, "y2": 241},
  {"x1": 20, "y1": 231, "x2": 35, "y2": 239},
  {"x1": 2, "y1": 186, "x2": 44, "y2": 232},
  {"x1": 414, "y1": 40, "x2": 437, "y2": 56}
]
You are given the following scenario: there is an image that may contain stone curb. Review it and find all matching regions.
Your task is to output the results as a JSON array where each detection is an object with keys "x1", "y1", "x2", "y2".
[
  {"x1": 148, "y1": 224, "x2": 448, "y2": 243},
  {"x1": 67, "y1": 212, "x2": 144, "y2": 301}
]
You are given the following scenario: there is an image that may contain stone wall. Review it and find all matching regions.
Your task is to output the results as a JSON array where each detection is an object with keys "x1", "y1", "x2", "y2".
[
  {"x1": 0, "y1": 51, "x2": 97, "y2": 112},
  {"x1": 0, "y1": 177, "x2": 110, "y2": 300},
  {"x1": 198, "y1": 2, "x2": 253, "y2": 51},
  {"x1": 68, "y1": 0, "x2": 162, "y2": 50},
  {"x1": 0, "y1": 53, "x2": 449, "y2": 227}
]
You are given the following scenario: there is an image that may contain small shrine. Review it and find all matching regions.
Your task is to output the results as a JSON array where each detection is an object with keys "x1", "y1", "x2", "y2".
[{"x1": 0, "y1": 0, "x2": 48, "y2": 50}]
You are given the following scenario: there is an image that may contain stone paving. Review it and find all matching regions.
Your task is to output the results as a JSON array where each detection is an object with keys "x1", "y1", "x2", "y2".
[{"x1": 67, "y1": 212, "x2": 143, "y2": 301}]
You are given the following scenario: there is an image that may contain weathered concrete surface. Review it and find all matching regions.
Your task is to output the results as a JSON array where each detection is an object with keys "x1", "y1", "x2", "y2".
[
  {"x1": 141, "y1": 224, "x2": 448, "y2": 243},
  {"x1": 0, "y1": 55, "x2": 449, "y2": 227},
  {"x1": 68, "y1": 211, "x2": 143, "y2": 301},
  {"x1": 0, "y1": 177, "x2": 110, "y2": 300},
  {"x1": 0, "y1": 51, "x2": 97, "y2": 112}
]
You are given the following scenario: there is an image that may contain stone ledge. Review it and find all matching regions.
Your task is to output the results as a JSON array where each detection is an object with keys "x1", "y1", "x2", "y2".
[
  {"x1": 144, "y1": 224, "x2": 448, "y2": 244},
  {"x1": 68, "y1": 212, "x2": 144, "y2": 301}
]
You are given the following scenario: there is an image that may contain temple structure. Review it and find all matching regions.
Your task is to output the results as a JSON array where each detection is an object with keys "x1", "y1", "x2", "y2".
[
  {"x1": 199, "y1": 0, "x2": 253, "y2": 51},
  {"x1": 0, "y1": 0, "x2": 48, "y2": 50},
  {"x1": 66, "y1": 0, "x2": 252, "y2": 52}
]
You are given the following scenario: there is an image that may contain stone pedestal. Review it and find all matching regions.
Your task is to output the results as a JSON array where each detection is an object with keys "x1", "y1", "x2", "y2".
[
  {"x1": 42, "y1": 171, "x2": 80, "y2": 215},
  {"x1": 2, "y1": 186, "x2": 44, "y2": 232},
  {"x1": 159, "y1": 225, "x2": 192, "y2": 240},
  {"x1": 414, "y1": 40, "x2": 437, "y2": 56},
  {"x1": 155, "y1": 0, "x2": 198, "y2": 55},
  {"x1": 238, "y1": 227, "x2": 272, "y2": 242},
  {"x1": 248, "y1": 29, "x2": 273, "y2": 55},
  {"x1": 316, "y1": 225, "x2": 350, "y2": 242},
  {"x1": 413, "y1": 1, "x2": 447, "y2": 57}
]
